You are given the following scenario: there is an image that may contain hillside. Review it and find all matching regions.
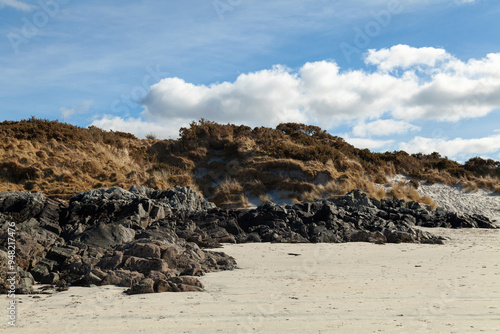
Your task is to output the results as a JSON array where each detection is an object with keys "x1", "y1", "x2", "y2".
[{"x1": 1, "y1": 118, "x2": 499, "y2": 207}]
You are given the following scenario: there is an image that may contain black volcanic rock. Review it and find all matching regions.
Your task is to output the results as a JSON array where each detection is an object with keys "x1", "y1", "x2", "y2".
[
  {"x1": 72, "y1": 223, "x2": 136, "y2": 249},
  {"x1": 0, "y1": 187, "x2": 234, "y2": 294},
  {"x1": 0, "y1": 187, "x2": 496, "y2": 294},
  {"x1": 0, "y1": 191, "x2": 66, "y2": 294},
  {"x1": 181, "y1": 189, "x2": 496, "y2": 247}
]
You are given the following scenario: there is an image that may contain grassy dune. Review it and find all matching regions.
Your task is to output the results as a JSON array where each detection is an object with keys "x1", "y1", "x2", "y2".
[{"x1": 1, "y1": 118, "x2": 499, "y2": 207}]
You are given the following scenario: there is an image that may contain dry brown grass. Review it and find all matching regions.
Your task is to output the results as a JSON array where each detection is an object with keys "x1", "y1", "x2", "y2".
[
  {"x1": 2, "y1": 118, "x2": 499, "y2": 208},
  {"x1": 0, "y1": 120, "x2": 180, "y2": 197},
  {"x1": 278, "y1": 180, "x2": 316, "y2": 193},
  {"x1": 420, "y1": 169, "x2": 457, "y2": 186},
  {"x1": 300, "y1": 171, "x2": 386, "y2": 202},
  {"x1": 243, "y1": 179, "x2": 267, "y2": 197},
  {"x1": 211, "y1": 179, "x2": 249, "y2": 207},
  {"x1": 388, "y1": 182, "x2": 437, "y2": 209},
  {"x1": 459, "y1": 175, "x2": 500, "y2": 194},
  {"x1": 472, "y1": 175, "x2": 500, "y2": 193},
  {"x1": 460, "y1": 178, "x2": 479, "y2": 193},
  {"x1": 258, "y1": 194, "x2": 274, "y2": 204},
  {"x1": 253, "y1": 158, "x2": 311, "y2": 176}
]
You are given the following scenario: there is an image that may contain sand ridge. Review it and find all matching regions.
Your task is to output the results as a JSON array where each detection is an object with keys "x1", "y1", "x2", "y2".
[{"x1": 390, "y1": 175, "x2": 500, "y2": 223}]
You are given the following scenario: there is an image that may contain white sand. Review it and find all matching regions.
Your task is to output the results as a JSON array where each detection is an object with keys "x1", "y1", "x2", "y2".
[
  {"x1": 2, "y1": 227, "x2": 499, "y2": 333},
  {"x1": 389, "y1": 175, "x2": 500, "y2": 223},
  {"x1": 417, "y1": 183, "x2": 500, "y2": 223}
]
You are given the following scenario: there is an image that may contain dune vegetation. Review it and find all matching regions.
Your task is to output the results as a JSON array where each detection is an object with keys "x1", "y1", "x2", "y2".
[{"x1": 1, "y1": 117, "x2": 499, "y2": 207}]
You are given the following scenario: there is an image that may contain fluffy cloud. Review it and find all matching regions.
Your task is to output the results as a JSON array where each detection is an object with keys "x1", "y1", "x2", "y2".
[
  {"x1": 365, "y1": 45, "x2": 451, "y2": 72},
  {"x1": 142, "y1": 46, "x2": 500, "y2": 128},
  {"x1": 0, "y1": 0, "x2": 34, "y2": 11},
  {"x1": 142, "y1": 65, "x2": 307, "y2": 127},
  {"x1": 343, "y1": 137, "x2": 394, "y2": 150},
  {"x1": 399, "y1": 134, "x2": 500, "y2": 158},
  {"x1": 352, "y1": 119, "x2": 421, "y2": 137},
  {"x1": 90, "y1": 115, "x2": 188, "y2": 139},
  {"x1": 93, "y1": 45, "x2": 500, "y2": 143}
]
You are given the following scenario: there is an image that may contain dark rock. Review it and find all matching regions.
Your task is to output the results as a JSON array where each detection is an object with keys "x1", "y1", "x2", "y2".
[
  {"x1": 41, "y1": 272, "x2": 60, "y2": 284},
  {"x1": 122, "y1": 256, "x2": 169, "y2": 275},
  {"x1": 126, "y1": 242, "x2": 161, "y2": 259},
  {"x1": 47, "y1": 245, "x2": 80, "y2": 262},
  {"x1": 17, "y1": 270, "x2": 35, "y2": 294},
  {"x1": 349, "y1": 230, "x2": 387, "y2": 244},
  {"x1": 11, "y1": 233, "x2": 47, "y2": 270},
  {"x1": 127, "y1": 278, "x2": 155, "y2": 294},
  {"x1": 148, "y1": 270, "x2": 168, "y2": 281},
  {"x1": 165, "y1": 276, "x2": 204, "y2": 292},
  {"x1": 160, "y1": 187, "x2": 216, "y2": 214},
  {"x1": 314, "y1": 202, "x2": 338, "y2": 221},
  {"x1": 383, "y1": 229, "x2": 416, "y2": 244},
  {"x1": 155, "y1": 279, "x2": 174, "y2": 292},
  {"x1": 96, "y1": 251, "x2": 124, "y2": 270},
  {"x1": 30, "y1": 264, "x2": 50, "y2": 281},
  {"x1": 0, "y1": 192, "x2": 64, "y2": 223},
  {"x1": 55, "y1": 279, "x2": 69, "y2": 292},
  {"x1": 101, "y1": 269, "x2": 144, "y2": 287},
  {"x1": 1, "y1": 186, "x2": 497, "y2": 295},
  {"x1": 168, "y1": 276, "x2": 204, "y2": 289},
  {"x1": 72, "y1": 223, "x2": 135, "y2": 249},
  {"x1": 84, "y1": 270, "x2": 105, "y2": 286},
  {"x1": 245, "y1": 232, "x2": 261, "y2": 242}
]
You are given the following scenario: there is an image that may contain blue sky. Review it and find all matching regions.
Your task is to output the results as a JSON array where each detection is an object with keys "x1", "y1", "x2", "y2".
[{"x1": 1, "y1": 0, "x2": 499, "y2": 162}]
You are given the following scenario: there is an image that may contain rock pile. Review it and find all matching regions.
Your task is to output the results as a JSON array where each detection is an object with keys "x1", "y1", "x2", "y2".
[
  {"x1": 0, "y1": 187, "x2": 233, "y2": 295},
  {"x1": 0, "y1": 187, "x2": 496, "y2": 295},
  {"x1": 182, "y1": 189, "x2": 496, "y2": 246}
]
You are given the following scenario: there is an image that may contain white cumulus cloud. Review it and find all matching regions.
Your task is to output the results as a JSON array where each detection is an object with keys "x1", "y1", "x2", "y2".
[
  {"x1": 0, "y1": 0, "x2": 35, "y2": 11},
  {"x1": 93, "y1": 45, "x2": 500, "y2": 146},
  {"x1": 142, "y1": 65, "x2": 307, "y2": 127},
  {"x1": 140, "y1": 47, "x2": 500, "y2": 128},
  {"x1": 399, "y1": 134, "x2": 500, "y2": 158},
  {"x1": 365, "y1": 44, "x2": 451, "y2": 72},
  {"x1": 343, "y1": 137, "x2": 394, "y2": 150},
  {"x1": 90, "y1": 115, "x2": 188, "y2": 140},
  {"x1": 352, "y1": 119, "x2": 421, "y2": 137}
]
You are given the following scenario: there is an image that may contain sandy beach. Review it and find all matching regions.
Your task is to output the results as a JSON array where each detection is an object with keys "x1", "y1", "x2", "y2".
[{"x1": 2, "y1": 227, "x2": 499, "y2": 334}]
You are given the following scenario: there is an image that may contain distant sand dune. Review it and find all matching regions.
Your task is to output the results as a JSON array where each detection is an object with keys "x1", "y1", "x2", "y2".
[
  {"x1": 417, "y1": 182, "x2": 500, "y2": 223},
  {"x1": 392, "y1": 174, "x2": 500, "y2": 224}
]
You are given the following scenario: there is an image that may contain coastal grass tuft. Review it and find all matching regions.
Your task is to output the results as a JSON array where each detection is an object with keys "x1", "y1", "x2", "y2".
[{"x1": 1, "y1": 118, "x2": 499, "y2": 207}]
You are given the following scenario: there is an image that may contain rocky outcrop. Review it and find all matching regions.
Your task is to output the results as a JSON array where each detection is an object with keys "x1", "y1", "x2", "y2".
[
  {"x1": 0, "y1": 187, "x2": 233, "y2": 295},
  {"x1": 0, "y1": 186, "x2": 496, "y2": 295},
  {"x1": 62, "y1": 186, "x2": 214, "y2": 236},
  {"x1": 0, "y1": 191, "x2": 66, "y2": 294},
  {"x1": 181, "y1": 189, "x2": 496, "y2": 247}
]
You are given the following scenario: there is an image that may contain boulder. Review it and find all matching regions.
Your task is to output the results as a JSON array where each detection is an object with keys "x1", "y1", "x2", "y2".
[
  {"x1": 72, "y1": 223, "x2": 135, "y2": 249},
  {"x1": 126, "y1": 242, "x2": 161, "y2": 259},
  {"x1": 122, "y1": 256, "x2": 169, "y2": 275},
  {"x1": 41, "y1": 272, "x2": 60, "y2": 284},
  {"x1": 127, "y1": 278, "x2": 155, "y2": 294},
  {"x1": 100, "y1": 269, "x2": 144, "y2": 287},
  {"x1": 96, "y1": 251, "x2": 124, "y2": 270}
]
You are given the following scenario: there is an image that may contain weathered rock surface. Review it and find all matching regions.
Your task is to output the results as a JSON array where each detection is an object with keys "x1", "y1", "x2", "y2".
[
  {"x1": 0, "y1": 191, "x2": 66, "y2": 294},
  {"x1": 181, "y1": 189, "x2": 496, "y2": 247},
  {"x1": 0, "y1": 186, "x2": 496, "y2": 295},
  {"x1": 0, "y1": 187, "x2": 232, "y2": 295}
]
